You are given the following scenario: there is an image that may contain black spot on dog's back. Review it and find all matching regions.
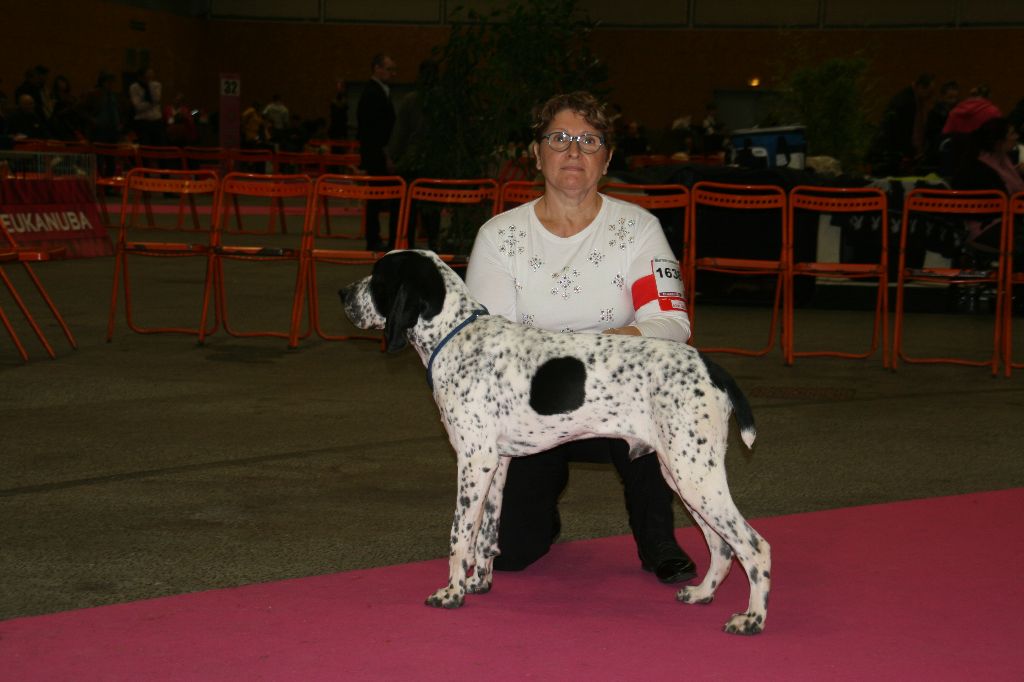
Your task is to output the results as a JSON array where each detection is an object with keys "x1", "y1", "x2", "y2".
[{"x1": 530, "y1": 357, "x2": 586, "y2": 415}]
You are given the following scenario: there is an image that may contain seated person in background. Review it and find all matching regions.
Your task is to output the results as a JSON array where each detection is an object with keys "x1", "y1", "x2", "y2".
[
  {"x1": 7, "y1": 94, "x2": 49, "y2": 139},
  {"x1": 952, "y1": 116, "x2": 1023, "y2": 259},
  {"x1": 466, "y1": 91, "x2": 697, "y2": 585}
]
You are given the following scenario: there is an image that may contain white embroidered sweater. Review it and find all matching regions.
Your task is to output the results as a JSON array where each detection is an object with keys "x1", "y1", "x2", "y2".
[{"x1": 466, "y1": 195, "x2": 690, "y2": 342}]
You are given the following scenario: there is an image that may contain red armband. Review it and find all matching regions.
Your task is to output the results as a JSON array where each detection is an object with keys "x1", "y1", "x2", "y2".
[{"x1": 631, "y1": 258, "x2": 686, "y2": 312}]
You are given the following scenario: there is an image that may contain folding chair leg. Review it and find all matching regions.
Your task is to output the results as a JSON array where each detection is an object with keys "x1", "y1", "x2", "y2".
[
  {"x1": 21, "y1": 263, "x2": 77, "y2": 349},
  {"x1": 0, "y1": 268, "x2": 56, "y2": 358},
  {"x1": 0, "y1": 302, "x2": 30, "y2": 362}
]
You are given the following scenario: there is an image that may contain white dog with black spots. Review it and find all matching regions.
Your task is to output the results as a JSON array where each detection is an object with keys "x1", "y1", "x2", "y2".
[{"x1": 341, "y1": 250, "x2": 771, "y2": 634}]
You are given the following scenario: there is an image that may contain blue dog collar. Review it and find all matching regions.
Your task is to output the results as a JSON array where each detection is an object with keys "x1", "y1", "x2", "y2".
[{"x1": 426, "y1": 307, "x2": 489, "y2": 390}]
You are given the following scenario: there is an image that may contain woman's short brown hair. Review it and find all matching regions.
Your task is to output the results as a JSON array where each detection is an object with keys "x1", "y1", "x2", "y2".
[{"x1": 531, "y1": 91, "x2": 614, "y2": 149}]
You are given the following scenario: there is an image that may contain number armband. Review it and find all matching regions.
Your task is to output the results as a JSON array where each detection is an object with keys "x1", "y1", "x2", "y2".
[{"x1": 630, "y1": 257, "x2": 687, "y2": 312}]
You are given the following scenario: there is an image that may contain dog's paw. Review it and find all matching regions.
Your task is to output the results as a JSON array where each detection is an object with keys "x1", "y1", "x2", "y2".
[
  {"x1": 677, "y1": 586, "x2": 714, "y2": 605},
  {"x1": 722, "y1": 611, "x2": 765, "y2": 635},
  {"x1": 466, "y1": 571, "x2": 492, "y2": 595},
  {"x1": 425, "y1": 586, "x2": 466, "y2": 609}
]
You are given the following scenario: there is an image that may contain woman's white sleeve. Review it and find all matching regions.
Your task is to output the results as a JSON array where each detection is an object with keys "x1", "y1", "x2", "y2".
[{"x1": 465, "y1": 226, "x2": 518, "y2": 322}]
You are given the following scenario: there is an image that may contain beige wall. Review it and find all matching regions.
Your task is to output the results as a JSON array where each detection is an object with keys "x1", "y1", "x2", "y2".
[{"x1": 5, "y1": 1, "x2": 1023, "y2": 140}]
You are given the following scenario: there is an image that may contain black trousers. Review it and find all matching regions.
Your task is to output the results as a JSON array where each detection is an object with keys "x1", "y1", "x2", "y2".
[
  {"x1": 362, "y1": 149, "x2": 398, "y2": 249},
  {"x1": 493, "y1": 438, "x2": 681, "y2": 571}
]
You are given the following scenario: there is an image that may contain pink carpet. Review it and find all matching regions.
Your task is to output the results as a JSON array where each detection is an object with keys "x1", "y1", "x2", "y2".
[{"x1": 3, "y1": 489, "x2": 1022, "y2": 680}]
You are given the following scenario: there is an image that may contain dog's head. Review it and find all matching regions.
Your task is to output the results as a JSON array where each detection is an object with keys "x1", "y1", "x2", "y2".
[{"x1": 341, "y1": 251, "x2": 446, "y2": 352}]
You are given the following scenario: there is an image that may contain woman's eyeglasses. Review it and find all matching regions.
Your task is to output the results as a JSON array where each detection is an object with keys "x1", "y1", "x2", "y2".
[{"x1": 541, "y1": 131, "x2": 606, "y2": 154}]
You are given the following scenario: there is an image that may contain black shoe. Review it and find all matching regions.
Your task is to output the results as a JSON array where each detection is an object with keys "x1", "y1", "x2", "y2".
[
  {"x1": 366, "y1": 240, "x2": 386, "y2": 252},
  {"x1": 638, "y1": 541, "x2": 697, "y2": 584}
]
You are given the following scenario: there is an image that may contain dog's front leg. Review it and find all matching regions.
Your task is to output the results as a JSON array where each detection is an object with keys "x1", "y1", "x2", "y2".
[
  {"x1": 467, "y1": 455, "x2": 510, "y2": 595},
  {"x1": 425, "y1": 447, "x2": 499, "y2": 609}
]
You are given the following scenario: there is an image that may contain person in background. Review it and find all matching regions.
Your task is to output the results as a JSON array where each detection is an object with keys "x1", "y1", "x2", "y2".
[
  {"x1": 7, "y1": 94, "x2": 50, "y2": 139},
  {"x1": 262, "y1": 94, "x2": 290, "y2": 145},
  {"x1": 387, "y1": 59, "x2": 440, "y2": 250},
  {"x1": 129, "y1": 67, "x2": 164, "y2": 145},
  {"x1": 80, "y1": 71, "x2": 121, "y2": 144},
  {"x1": 870, "y1": 73, "x2": 935, "y2": 176},
  {"x1": 48, "y1": 74, "x2": 80, "y2": 139},
  {"x1": 164, "y1": 93, "x2": 199, "y2": 147},
  {"x1": 15, "y1": 65, "x2": 51, "y2": 122},
  {"x1": 952, "y1": 116, "x2": 1024, "y2": 253},
  {"x1": 241, "y1": 100, "x2": 270, "y2": 148},
  {"x1": 924, "y1": 80, "x2": 960, "y2": 171},
  {"x1": 328, "y1": 80, "x2": 349, "y2": 140},
  {"x1": 465, "y1": 91, "x2": 697, "y2": 585},
  {"x1": 356, "y1": 52, "x2": 398, "y2": 251}
]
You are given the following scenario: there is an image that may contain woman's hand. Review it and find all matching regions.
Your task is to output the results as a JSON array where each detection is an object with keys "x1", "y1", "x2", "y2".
[{"x1": 603, "y1": 326, "x2": 641, "y2": 336}]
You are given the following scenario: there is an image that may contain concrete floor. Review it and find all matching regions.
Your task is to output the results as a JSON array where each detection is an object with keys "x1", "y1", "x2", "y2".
[{"x1": 2, "y1": 242, "x2": 1023, "y2": 620}]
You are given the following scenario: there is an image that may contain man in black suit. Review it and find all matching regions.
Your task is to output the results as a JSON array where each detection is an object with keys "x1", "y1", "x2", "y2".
[{"x1": 357, "y1": 53, "x2": 398, "y2": 251}]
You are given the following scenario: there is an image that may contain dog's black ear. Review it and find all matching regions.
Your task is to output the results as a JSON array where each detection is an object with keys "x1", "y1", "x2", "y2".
[
  {"x1": 383, "y1": 284, "x2": 417, "y2": 352},
  {"x1": 372, "y1": 252, "x2": 446, "y2": 352}
]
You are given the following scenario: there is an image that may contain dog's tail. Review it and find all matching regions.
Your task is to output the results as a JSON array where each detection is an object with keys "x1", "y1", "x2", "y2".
[{"x1": 698, "y1": 352, "x2": 756, "y2": 449}]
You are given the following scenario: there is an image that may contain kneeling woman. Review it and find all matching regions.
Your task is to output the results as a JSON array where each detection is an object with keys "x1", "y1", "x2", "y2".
[{"x1": 465, "y1": 91, "x2": 696, "y2": 583}]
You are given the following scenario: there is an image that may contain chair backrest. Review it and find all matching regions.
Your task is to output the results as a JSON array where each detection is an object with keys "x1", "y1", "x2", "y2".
[
  {"x1": 183, "y1": 146, "x2": 228, "y2": 172},
  {"x1": 216, "y1": 172, "x2": 314, "y2": 239},
  {"x1": 137, "y1": 145, "x2": 186, "y2": 170},
  {"x1": 498, "y1": 180, "x2": 544, "y2": 212},
  {"x1": 789, "y1": 185, "x2": 889, "y2": 261},
  {"x1": 119, "y1": 168, "x2": 219, "y2": 233},
  {"x1": 227, "y1": 148, "x2": 276, "y2": 173},
  {"x1": 602, "y1": 182, "x2": 689, "y2": 211},
  {"x1": 691, "y1": 181, "x2": 788, "y2": 211},
  {"x1": 313, "y1": 174, "x2": 407, "y2": 241},
  {"x1": 276, "y1": 151, "x2": 360, "y2": 176},
  {"x1": 403, "y1": 178, "x2": 500, "y2": 253},
  {"x1": 407, "y1": 178, "x2": 500, "y2": 207},
  {"x1": 307, "y1": 138, "x2": 360, "y2": 155},
  {"x1": 93, "y1": 143, "x2": 140, "y2": 176},
  {"x1": 900, "y1": 188, "x2": 1008, "y2": 257}
]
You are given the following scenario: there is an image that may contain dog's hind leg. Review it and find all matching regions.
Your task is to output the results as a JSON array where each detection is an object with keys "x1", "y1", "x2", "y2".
[
  {"x1": 656, "y1": 459, "x2": 734, "y2": 604},
  {"x1": 425, "y1": 446, "x2": 500, "y2": 609},
  {"x1": 467, "y1": 456, "x2": 509, "y2": 595},
  {"x1": 661, "y1": 455, "x2": 771, "y2": 634}
]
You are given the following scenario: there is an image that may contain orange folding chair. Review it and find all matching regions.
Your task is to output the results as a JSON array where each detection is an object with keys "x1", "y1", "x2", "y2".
[
  {"x1": 1005, "y1": 192, "x2": 1024, "y2": 376},
  {"x1": 687, "y1": 181, "x2": 788, "y2": 356},
  {"x1": 106, "y1": 168, "x2": 220, "y2": 340},
  {"x1": 297, "y1": 173, "x2": 408, "y2": 346},
  {"x1": 785, "y1": 186, "x2": 889, "y2": 366},
  {"x1": 200, "y1": 172, "x2": 314, "y2": 344},
  {"x1": 892, "y1": 188, "x2": 1008, "y2": 376},
  {"x1": 0, "y1": 222, "x2": 77, "y2": 362},
  {"x1": 400, "y1": 178, "x2": 499, "y2": 262},
  {"x1": 498, "y1": 180, "x2": 544, "y2": 213}
]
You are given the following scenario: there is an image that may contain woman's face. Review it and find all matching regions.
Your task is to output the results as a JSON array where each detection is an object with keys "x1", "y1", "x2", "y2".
[{"x1": 533, "y1": 109, "x2": 612, "y2": 194}]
